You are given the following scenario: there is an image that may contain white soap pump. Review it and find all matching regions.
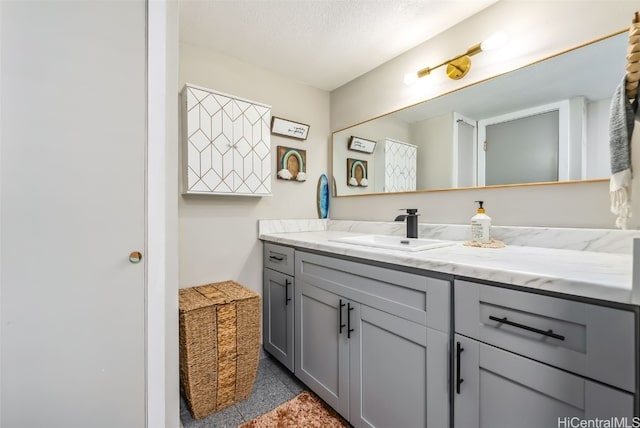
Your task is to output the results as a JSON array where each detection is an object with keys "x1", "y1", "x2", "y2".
[{"x1": 471, "y1": 200, "x2": 492, "y2": 244}]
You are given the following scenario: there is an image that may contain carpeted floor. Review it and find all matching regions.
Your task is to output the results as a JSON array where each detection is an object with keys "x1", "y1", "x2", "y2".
[{"x1": 239, "y1": 391, "x2": 349, "y2": 428}]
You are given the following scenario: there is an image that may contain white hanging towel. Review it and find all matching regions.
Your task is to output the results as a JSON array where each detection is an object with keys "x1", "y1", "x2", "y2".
[{"x1": 610, "y1": 76, "x2": 637, "y2": 229}]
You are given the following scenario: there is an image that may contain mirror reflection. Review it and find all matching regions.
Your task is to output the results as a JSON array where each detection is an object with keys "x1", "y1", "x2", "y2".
[{"x1": 332, "y1": 31, "x2": 626, "y2": 196}]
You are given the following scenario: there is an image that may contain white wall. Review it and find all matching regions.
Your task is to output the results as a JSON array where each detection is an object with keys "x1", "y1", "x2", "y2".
[
  {"x1": 410, "y1": 112, "x2": 453, "y2": 190},
  {"x1": 330, "y1": 1, "x2": 638, "y2": 229},
  {"x1": 569, "y1": 96, "x2": 587, "y2": 181},
  {"x1": 179, "y1": 42, "x2": 330, "y2": 293},
  {"x1": 587, "y1": 97, "x2": 612, "y2": 179}
]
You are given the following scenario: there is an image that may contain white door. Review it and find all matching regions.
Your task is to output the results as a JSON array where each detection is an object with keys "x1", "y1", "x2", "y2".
[
  {"x1": 1, "y1": 2, "x2": 146, "y2": 427},
  {"x1": 485, "y1": 111, "x2": 559, "y2": 185},
  {"x1": 477, "y1": 101, "x2": 569, "y2": 186}
]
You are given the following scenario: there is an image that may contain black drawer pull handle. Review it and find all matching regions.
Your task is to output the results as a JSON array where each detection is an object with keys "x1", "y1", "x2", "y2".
[
  {"x1": 456, "y1": 341, "x2": 464, "y2": 394},
  {"x1": 347, "y1": 303, "x2": 354, "y2": 339},
  {"x1": 339, "y1": 300, "x2": 346, "y2": 334},
  {"x1": 285, "y1": 279, "x2": 291, "y2": 305},
  {"x1": 269, "y1": 255, "x2": 284, "y2": 262},
  {"x1": 489, "y1": 315, "x2": 565, "y2": 341}
]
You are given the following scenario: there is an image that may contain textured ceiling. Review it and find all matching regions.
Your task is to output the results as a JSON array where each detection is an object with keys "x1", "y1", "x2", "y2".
[{"x1": 179, "y1": 0, "x2": 499, "y2": 91}]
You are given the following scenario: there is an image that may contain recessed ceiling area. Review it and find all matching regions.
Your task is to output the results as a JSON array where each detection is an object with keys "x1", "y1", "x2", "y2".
[{"x1": 178, "y1": 0, "x2": 499, "y2": 92}]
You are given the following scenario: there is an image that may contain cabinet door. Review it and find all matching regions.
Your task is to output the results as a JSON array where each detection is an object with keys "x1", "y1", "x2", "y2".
[
  {"x1": 183, "y1": 87, "x2": 235, "y2": 193},
  {"x1": 350, "y1": 305, "x2": 448, "y2": 428},
  {"x1": 295, "y1": 281, "x2": 349, "y2": 419},
  {"x1": 263, "y1": 269, "x2": 294, "y2": 371},
  {"x1": 384, "y1": 139, "x2": 417, "y2": 192},
  {"x1": 231, "y1": 98, "x2": 271, "y2": 195},
  {"x1": 454, "y1": 335, "x2": 634, "y2": 428}
]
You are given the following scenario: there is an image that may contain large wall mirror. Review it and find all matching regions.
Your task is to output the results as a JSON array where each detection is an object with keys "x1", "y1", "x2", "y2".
[{"x1": 332, "y1": 30, "x2": 626, "y2": 196}]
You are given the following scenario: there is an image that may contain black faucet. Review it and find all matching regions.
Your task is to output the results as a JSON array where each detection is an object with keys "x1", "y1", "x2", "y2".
[{"x1": 394, "y1": 208, "x2": 419, "y2": 239}]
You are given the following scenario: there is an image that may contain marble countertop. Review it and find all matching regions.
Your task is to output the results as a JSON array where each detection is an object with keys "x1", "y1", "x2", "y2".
[{"x1": 259, "y1": 225, "x2": 635, "y2": 306}]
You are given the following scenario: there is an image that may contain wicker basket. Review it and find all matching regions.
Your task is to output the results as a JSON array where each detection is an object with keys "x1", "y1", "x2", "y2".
[{"x1": 179, "y1": 281, "x2": 261, "y2": 419}]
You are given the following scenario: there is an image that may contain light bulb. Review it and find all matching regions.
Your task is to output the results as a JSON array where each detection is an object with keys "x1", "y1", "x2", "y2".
[
  {"x1": 404, "y1": 72, "x2": 419, "y2": 86},
  {"x1": 481, "y1": 31, "x2": 508, "y2": 51}
]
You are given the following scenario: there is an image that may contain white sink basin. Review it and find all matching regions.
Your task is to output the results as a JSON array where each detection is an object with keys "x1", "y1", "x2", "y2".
[{"x1": 330, "y1": 235, "x2": 456, "y2": 252}]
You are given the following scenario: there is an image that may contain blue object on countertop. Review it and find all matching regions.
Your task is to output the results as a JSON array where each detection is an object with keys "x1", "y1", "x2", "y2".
[{"x1": 317, "y1": 174, "x2": 329, "y2": 219}]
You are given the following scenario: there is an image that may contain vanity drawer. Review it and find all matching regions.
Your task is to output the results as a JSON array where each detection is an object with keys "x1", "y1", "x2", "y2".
[
  {"x1": 296, "y1": 251, "x2": 451, "y2": 332},
  {"x1": 455, "y1": 279, "x2": 636, "y2": 392},
  {"x1": 263, "y1": 243, "x2": 295, "y2": 276}
]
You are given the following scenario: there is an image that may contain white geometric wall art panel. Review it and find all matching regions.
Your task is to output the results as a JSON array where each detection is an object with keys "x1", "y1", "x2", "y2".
[{"x1": 181, "y1": 84, "x2": 271, "y2": 196}]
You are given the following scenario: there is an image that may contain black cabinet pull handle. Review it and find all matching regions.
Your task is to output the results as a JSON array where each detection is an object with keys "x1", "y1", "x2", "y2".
[
  {"x1": 456, "y1": 341, "x2": 464, "y2": 394},
  {"x1": 339, "y1": 300, "x2": 346, "y2": 334},
  {"x1": 489, "y1": 315, "x2": 565, "y2": 341},
  {"x1": 269, "y1": 255, "x2": 284, "y2": 262},
  {"x1": 285, "y1": 279, "x2": 291, "y2": 305},
  {"x1": 347, "y1": 303, "x2": 355, "y2": 339}
]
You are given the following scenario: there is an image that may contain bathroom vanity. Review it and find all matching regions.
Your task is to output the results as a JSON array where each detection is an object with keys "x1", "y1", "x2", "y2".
[
  {"x1": 263, "y1": 243, "x2": 295, "y2": 371},
  {"x1": 454, "y1": 279, "x2": 634, "y2": 428},
  {"x1": 260, "y1": 219, "x2": 639, "y2": 428},
  {"x1": 294, "y1": 250, "x2": 450, "y2": 427}
]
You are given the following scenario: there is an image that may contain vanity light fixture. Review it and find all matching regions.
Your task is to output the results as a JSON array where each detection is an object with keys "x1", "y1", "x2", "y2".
[{"x1": 404, "y1": 31, "x2": 508, "y2": 85}]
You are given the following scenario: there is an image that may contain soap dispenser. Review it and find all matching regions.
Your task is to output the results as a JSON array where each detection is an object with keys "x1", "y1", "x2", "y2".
[{"x1": 471, "y1": 201, "x2": 491, "y2": 243}]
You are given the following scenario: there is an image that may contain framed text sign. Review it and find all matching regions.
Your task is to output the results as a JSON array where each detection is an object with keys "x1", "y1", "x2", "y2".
[
  {"x1": 271, "y1": 116, "x2": 310, "y2": 140},
  {"x1": 348, "y1": 136, "x2": 376, "y2": 154}
]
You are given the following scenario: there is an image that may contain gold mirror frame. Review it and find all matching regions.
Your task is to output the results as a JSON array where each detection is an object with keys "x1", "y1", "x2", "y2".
[{"x1": 331, "y1": 29, "x2": 628, "y2": 198}]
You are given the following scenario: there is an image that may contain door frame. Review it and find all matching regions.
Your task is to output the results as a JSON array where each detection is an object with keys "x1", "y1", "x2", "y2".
[
  {"x1": 147, "y1": 1, "x2": 180, "y2": 427},
  {"x1": 452, "y1": 112, "x2": 478, "y2": 188}
]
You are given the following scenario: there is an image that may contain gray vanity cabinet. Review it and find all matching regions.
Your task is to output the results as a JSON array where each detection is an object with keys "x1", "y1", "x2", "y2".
[
  {"x1": 262, "y1": 243, "x2": 295, "y2": 371},
  {"x1": 294, "y1": 250, "x2": 451, "y2": 428},
  {"x1": 295, "y1": 281, "x2": 349, "y2": 417},
  {"x1": 454, "y1": 279, "x2": 636, "y2": 428},
  {"x1": 349, "y1": 304, "x2": 449, "y2": 428},
  {"x1": 454, "y1": 334, "x2": 634, "y2": 428}
]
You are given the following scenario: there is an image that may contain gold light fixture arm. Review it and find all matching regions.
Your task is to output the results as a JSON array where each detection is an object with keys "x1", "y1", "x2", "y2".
[
  {"x1": 405, "y1": 32, "x2": 506, "y2": 84},
  {"x1": 466, "y1": 43, "x2": 482, "y2": 57},
  {"x1": 418, "y1": 43, "x2": 484, "y2": 80}
]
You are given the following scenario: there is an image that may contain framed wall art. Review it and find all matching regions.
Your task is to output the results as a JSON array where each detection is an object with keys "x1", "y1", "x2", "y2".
[
  {"x1": 347, "y1": 158, "x2": 368, "y2": 187},
  {"x1": 271, "y1": 117, "x2": 310, "y2": 140},
  {"x1": 348, "y1": 136, "x2": 376, "y2": 154},
  {"x1": 277, "y1": 146, "x2": 307, "y2": 181}
]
